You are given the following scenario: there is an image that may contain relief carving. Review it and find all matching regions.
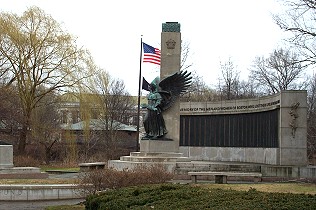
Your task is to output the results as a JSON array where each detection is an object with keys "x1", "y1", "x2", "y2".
[
  {"x1": 289, "y1": 102, "x2": 300, "y2": 138},
  {"x1": 166, "y1": 39, "x2": 176, "y2": 49}
]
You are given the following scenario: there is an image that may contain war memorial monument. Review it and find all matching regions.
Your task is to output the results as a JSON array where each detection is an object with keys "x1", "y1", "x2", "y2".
[{"x1": 108, "y1": 22, "x2": 315, "y2": 182}]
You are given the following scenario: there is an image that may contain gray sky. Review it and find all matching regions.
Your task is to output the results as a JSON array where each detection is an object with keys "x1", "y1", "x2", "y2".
[{"x1": 1, "y1": 0, "x2": 285, "y2": 95}]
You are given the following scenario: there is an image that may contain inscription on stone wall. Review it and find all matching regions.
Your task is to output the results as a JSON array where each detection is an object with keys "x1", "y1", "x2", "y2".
[
  {"x1": 0, "y1": 189, "x2": 23, "y2": 196},
  {"x1": 180, "y1": 100, "x2": 280, "y2": 113}
]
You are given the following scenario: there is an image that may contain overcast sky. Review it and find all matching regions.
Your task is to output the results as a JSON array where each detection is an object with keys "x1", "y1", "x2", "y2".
[{"x1": 1, "y1": 0, "x2": 285, "y2": 95}]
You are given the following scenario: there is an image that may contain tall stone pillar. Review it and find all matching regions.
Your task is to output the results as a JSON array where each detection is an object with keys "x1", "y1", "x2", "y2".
[
  {"x1": 140, "y1": 22, "x2": 181, "y2": 153},
  {"x1": 279, "y1": 90, "x2": 308, "y2": 165},
  {"x1": 161, "y1": 22, "x2": 181, "y2": 151}
]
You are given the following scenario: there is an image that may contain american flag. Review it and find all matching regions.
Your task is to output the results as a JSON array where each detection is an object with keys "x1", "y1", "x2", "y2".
[{"x1": 143, "y1": 42, "x2": 161, "y2": 65}]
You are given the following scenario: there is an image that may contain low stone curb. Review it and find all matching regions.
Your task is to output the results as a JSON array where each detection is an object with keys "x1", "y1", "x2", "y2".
[{"x1": 0, "y1": 184, "x2": 85, "y2": 201}]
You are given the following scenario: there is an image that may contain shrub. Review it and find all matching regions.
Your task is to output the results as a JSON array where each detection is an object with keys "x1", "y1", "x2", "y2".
[
  {"x1": 77, "y1": 164, "x2": 173, "y2": 195},
  {"x1": 14, "y1": 155, "x2": 41, "y2": 167},
  {"x1": 85, "y1": 184, "x2": 316, "y2": 210}
]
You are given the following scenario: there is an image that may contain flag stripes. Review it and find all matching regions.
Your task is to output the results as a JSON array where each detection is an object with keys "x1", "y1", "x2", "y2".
[{"x1": 143, "y1": 42, "x2": 161, "y2": 65}]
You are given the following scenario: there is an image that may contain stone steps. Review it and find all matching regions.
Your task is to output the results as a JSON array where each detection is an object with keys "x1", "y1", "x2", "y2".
[
  {"x1": 130, "y1": 152, "x2": 185, "y2": 157},
  {"x1": 109, "y1": 152, "x2": 316, "y2": 182},
  {"x1": 120, "y1": 156, "x2": 190, "y2": 162},
  {"x1": 108, "y1": 159, "x2": 178, "y2": 172},
  {"x1": 109, "y1": 152, "x2": 191, "y2": 172}
]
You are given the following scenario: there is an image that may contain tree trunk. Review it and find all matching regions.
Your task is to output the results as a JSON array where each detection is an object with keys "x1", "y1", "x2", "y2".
[
  {"x1": 45, "y1": 147, "x2": 51, "y2": 164},
  {"x1": 18, "y1": 123, "x2": 28, "y2": 154},
  {"x1": 18, "y1": 113, "x2": 31, "y2": 155}
]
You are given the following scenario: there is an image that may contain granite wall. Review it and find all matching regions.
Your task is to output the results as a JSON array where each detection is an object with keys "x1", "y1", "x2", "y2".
[{"x1": 179, "y1": 90, "x2": 307, "y2": 166}]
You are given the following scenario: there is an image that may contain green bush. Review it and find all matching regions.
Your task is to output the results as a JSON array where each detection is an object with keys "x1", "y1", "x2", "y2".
[{"x1": 85, "y1": 184, "x2": 316, "y2": 210}]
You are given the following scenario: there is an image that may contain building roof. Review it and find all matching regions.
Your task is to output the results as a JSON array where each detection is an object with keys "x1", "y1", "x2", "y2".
[{"x1": 60, "y1": 119, "x2": 137, "y2": 132}]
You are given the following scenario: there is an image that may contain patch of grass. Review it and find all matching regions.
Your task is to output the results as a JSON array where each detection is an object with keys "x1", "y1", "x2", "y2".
[
  {"x1": 200, "y1": 183, "x2": 316, "y2": 195},
  {"x1": 45, "y1": 204, "x2": 85, "y2": 210},
  {"x1": 0, "y1": 178, "x2": 78, "y2": 185},
  {"x1": 85, "y1": 183, "x2": 316, "y2": 210},
  {"x1": 40, "y1": 165, "x2": 80, "y2": 172}
]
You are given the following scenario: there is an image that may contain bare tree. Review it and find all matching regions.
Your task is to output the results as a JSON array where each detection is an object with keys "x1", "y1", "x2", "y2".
[
  {"x1": 30, "y1": 91, "x2": 60, "y2": 164},
  {"x1": 307, "y1": 73, "x2": 316, "y2": 161},
  {"x1": 180, "y1": 41, "x2": 193, "y2": 71},
  {"x1": 218, "y1": 58, "x2": 241, "y2": 100},
  {"x1": 238, "y1": 80, "x2": 260, "y2": 99},
  {"x1": 273, "y1": 1, "x2": 316, "y2": 163},
  {"x1": 181, "y1": 71, "x2": 216, "y2": 102},
  {"x1": 0, "y1": 85, "x2": 22, "y2": 138},
  {"x1": 274, "y1": 0, "x2": 316, "y2": 67},
  {"x1": 0, "y1": 7, "x2": 94, "y2": 154},
  {"x1": 85, "y1": 69, "x2": 136, "y2": 159},
  {"x1": 250, "y1": 48, "x2": 306, "y2": 94}
]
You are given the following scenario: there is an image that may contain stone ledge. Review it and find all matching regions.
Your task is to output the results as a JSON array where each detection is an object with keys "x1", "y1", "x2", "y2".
[
  {"x1": 0, "y1": 167, "x2": 41, "y2": 174},
  {"x1": 46, "y1": 170, "x2": 78, "y2": 174},
  {"x1": 0, "y1": 184, "x2": 84, "y2": 201},
  {"x1": 120, "y1": 156, "x2": 190, "y2": 162},
  {"x1": 79, "y1": 162, "x2": 106, "y2": 172},
  {"x1": 130, "y1": 152, "x2": 185, "y2": 157}
]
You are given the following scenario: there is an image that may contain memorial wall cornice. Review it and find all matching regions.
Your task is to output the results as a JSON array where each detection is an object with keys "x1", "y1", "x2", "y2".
[{"x1": 180, "y1": 93, "x2": 281, "y2": 115}]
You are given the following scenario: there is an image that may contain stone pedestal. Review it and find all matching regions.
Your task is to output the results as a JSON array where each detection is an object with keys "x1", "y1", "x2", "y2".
[
  {"x1": 140, "y1": 139, "x2": 178, "y2": 153},
  {"x1": 0, "y1": 142, "x2": 13, "y2": 168},
  {"x1": 0, "y1": 141, "x2": 48, "y2": 179}
]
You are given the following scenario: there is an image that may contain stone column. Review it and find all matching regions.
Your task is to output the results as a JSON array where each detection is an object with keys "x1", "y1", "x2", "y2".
[
  {"x1": 160, "y1": 22, "x2": 181, "y2": 151},
  {"x1": 140, "y1": 22, "x2": 181, "y2": 153},
  {"x1": 279, "y1": 90, "x2": 307, "y2": 165}
]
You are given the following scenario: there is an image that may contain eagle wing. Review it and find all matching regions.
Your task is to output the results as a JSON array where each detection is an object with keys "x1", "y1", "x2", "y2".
[{"x1": 158, "y1": 70, "x2": 192, "y2": 111}]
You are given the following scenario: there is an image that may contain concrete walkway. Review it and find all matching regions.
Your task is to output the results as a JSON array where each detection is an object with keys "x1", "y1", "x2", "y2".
[
  {"x1": 0, "y1": 198, "x2": 84, "y2": 210},
  {"x1": 0, "y1": 171, "x2": 84, "y2": 209},
  {"x1": 48, "y1": 171, "x2": 79, "y2": 179}
]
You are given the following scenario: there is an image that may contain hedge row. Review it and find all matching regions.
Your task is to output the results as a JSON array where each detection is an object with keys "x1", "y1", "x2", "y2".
[{"x1": 85, "y1": 184, "x2": 316, "y2": 209}]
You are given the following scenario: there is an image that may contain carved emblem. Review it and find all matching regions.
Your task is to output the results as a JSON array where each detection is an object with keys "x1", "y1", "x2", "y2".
[
  {"x1": 166, "y1": 39, "x2": 176, "y2": 49},
  {"x1": 289, "y1": 102, "x2": 300, "y2": 138}
]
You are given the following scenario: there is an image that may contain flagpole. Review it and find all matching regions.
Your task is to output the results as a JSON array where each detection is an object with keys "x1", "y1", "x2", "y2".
[{"x1": 136, "y1": 36, "x2": 143, "y2": 152}]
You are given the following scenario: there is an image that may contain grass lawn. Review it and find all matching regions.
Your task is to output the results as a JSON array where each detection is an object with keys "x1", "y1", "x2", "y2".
[
  {"x1": 0, "y1": 178, "x2": 78, "y2": 184},
  {"x1": 45, "y1": 204, "x2": 85, "y2": 210},
  {"x1": 200, "y1": 182, "x2": 316, "y2": 195},
  {"x1": 40, "y1": 165, "x2": 80, "y2": 172}
]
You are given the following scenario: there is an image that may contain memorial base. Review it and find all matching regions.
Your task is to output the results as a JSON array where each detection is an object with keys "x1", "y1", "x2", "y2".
[
  {"x1": 140, "y1": 139, "x2": 178, "y2": 153},
  {"x1": 108, "y1": 151, "x2": 190, "y2": 173},
  {"x1": 108, "y1": 138, "x2": 191, "y2": 173}
]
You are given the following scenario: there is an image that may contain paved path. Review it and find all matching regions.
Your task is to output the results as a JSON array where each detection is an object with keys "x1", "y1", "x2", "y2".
[
  {"x1": 0, "y1": 172, "x2": 83, "y2": 209},
  {"x1": 48, "y1": 172, "x2": 79, "y2": 179},
  {"x1": 0, "y1": 199, "x2": 85, "y2": 210}
]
